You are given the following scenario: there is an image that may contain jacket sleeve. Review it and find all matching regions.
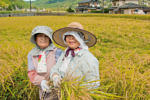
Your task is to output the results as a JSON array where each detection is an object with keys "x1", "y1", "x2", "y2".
[
  {"x1": 80, "y1": 52, "x2": 100, "y2": 89},
  {"x1": 27, "y1": 54, "x2": 45, "y2": 86}
]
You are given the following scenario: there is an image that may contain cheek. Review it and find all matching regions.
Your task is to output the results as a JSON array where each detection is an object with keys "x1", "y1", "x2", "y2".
[
  {"x1": 36, "y1": 38, "x2": 40, "y2": 43},
  {"x1": 65, "y1": 39, "x2": 69, "y2": 44},
  {"x1": 46, "y1": 38, "x2": 50, "y2": 42},
  {"x1": 76, "y1": 42, "x2": 80, "y2": 47},
  {"x1": 45, "y1": 39, "x2": 50, "y2": 45},
  {"x1": 74, "y1": 39, "x2": 80, "y2": 44}
]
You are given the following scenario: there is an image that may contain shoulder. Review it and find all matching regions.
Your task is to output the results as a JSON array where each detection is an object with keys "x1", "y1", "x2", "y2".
[
  {"x1": 27, "y1": 48, "x2": 36, "y2": 58},
  {"x1": 55, "y1": 48, "x2": 63, "y2": 53},
  {"x1": 54, "y1": 48, "x2": 64, "y2": 62},
  {"x1": 55, "y1": 48, "x2": 63, "y2": 55},
  {"x1": 79, "y1": 49, "x2": 98, "y2": 62},
  {"x1": 80, "y1": 49, "x2": 94, "y2": 57}
]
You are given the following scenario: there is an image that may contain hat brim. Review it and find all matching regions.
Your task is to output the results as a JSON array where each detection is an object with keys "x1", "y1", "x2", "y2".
[{"x1": 52, "y1": 27, "x2": 97, "y2": 47}]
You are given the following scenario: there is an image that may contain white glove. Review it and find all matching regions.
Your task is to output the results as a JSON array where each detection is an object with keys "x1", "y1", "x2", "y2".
[
  {"x1": 41, "y1": 80, "x2": 50, "y2": 92},
  {"x1": 52, "y1": 75, "x2": 61, "y2": 87}
]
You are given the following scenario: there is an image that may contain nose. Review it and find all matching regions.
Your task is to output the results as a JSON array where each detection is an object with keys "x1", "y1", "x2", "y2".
[{"x1": 70, "y1": 37, "x2": 73, "y2": 40}]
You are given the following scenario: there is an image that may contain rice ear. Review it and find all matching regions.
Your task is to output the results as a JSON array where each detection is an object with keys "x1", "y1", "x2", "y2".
[{"x1": 49, "y1": 74, "x2": 123, "y2": 100}]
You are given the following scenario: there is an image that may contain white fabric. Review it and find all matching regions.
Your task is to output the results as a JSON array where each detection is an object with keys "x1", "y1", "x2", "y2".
[
  {"x1": 52, "y1": 75, "x2": 61, "y2": 87},
  {"x1": 41, "y1": 80, "x2": 50, "y2": 91},
  {"x1": 60, "y1": 31, "x2": 88, "y2": 74},
  {"x1": 63, "y1": 31, "x2": 88, "y2": 50},
  {"x1": 59, "y1": 49, "x2": 81, "y2": 74},
  {"x1": 59, "y1": 52, "x2": 72, "y2": 73},
  {"x1": 31, "y1": 26, "x2": 53, "y2": 44},
  {"x1": 37, "y1": 51, "x2": 47, "y2": 73}
]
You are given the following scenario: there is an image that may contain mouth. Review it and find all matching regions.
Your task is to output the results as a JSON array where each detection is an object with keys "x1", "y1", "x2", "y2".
[{"x1": 69, "y1": 42, "x2": 75, "y2": 45}]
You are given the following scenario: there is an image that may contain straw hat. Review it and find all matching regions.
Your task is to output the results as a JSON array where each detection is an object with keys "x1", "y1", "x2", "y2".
[{"x1": 52, "y1": 22, "x2": 97, "y2": 47}]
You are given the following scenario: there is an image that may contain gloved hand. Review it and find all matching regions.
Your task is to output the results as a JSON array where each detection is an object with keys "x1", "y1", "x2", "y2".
[
  {"x1": 52, "y1": 75, "x2": 61, "y2": 87},
  {"x1": 41, "y1": 80, "x2": 50, "y2": 92}
]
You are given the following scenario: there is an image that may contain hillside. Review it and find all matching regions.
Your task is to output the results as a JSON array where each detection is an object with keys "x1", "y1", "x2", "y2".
[
  {"x1": 28, "y1": 0, "x2": 113, "y2": 10},
  {"x1": 0, "y1": 0, "x2": 28, "y2": 10},
  {"x1": 31, "y1": 0, "x2": 82, "y2": 9},
  {"x1": 28, "y1": 0, "x2": 150, "y2": 10}
]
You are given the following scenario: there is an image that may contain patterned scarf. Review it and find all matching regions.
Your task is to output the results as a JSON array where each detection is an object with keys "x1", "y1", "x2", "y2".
[{"x1": 65, "y1": 48, "x2": 75, "y2": 57}]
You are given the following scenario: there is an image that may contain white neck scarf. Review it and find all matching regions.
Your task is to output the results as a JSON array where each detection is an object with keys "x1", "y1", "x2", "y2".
[{"x1": 37, "y1": 51, "x2": 47, "y2": 73}]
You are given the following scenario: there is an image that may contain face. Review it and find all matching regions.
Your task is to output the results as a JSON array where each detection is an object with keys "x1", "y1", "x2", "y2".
[
  {"x1": 65, "y1": 35, "x2": 80, "y2": 49},
  {"x1": 35, "y1": 33, "x2": 50, "y2": 49}
]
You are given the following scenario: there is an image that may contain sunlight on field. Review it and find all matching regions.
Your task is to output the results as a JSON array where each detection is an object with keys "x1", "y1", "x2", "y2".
[{"x1": 0, "y1": 15, "x2": 150, "y2": 99}]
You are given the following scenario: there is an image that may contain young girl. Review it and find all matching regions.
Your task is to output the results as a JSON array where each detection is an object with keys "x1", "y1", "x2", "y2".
[
  {"x1": 50, "y1": 22, "x2": 100, "y2": 89},
  {"x1": 27, "y1": 26, "x2": 62, "y2": 100}
]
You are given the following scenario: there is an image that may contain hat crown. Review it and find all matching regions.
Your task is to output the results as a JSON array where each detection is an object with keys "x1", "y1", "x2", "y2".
[
  {"x1": 31, "y1": 26, "x2": 53, "y2": 35},
  {"x1": 67, "y1": 22, "x2": 83, "y2": 29}
]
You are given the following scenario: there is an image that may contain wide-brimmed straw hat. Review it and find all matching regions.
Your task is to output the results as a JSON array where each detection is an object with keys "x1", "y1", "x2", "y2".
[{"x1": 52, "y1": 22, "x2": 97, "y2": 47}]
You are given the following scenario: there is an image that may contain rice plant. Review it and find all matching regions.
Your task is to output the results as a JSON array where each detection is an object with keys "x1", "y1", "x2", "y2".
[
  {"x1": 47, "y1": 75, "x2": 123, "y2": 100},
  {"x1": 0, "y1": 15, "x2": 150, "y2": 99}
]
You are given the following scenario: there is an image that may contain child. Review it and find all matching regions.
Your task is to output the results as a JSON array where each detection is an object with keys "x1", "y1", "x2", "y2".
[{"x1": 27, "y1": 26, "x2": 62, "y2": 100}]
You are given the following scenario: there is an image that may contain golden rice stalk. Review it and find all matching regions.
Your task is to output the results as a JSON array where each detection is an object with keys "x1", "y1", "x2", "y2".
[{"x1": 49, "y1": 75, "x2": 123, "y2": 100}]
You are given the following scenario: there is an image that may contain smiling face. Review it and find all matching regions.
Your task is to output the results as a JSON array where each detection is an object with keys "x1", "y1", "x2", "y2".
[
  {"x1": 65, "y1": 35, "x2": 80, "y2": 49},
  {"x1": 35, "y1": 33, "x2": 50, "y2": 49}
]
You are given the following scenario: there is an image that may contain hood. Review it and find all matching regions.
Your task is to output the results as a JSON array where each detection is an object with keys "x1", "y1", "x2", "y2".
[{"x1": 30, "y1": 26, "x2": 53, "y2": 44}]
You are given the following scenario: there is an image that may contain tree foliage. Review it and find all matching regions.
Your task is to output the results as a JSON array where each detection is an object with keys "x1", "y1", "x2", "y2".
[
  {"x1": 32, "y1": 0, "x2": 82, "y2": 9},
  {"x1": 66, "y1": 7, "x2": 74, "y2": 12},
  {"x1": 0, "y1": 0, "x2": 27, "y2": 10}
]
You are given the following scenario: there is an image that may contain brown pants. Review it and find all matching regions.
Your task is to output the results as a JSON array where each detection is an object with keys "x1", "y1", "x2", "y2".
[{"x1": 39, "y1": 89, "x2": 59, "y2": 100}]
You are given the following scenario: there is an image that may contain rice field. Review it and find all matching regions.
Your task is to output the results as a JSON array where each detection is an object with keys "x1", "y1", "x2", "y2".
[{"x1": 0, "y1": 15, "x2": 150, "y2": 100}]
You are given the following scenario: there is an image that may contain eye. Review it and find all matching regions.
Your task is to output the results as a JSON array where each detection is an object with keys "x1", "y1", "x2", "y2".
[{"x1": 45, "y1": 35, "x2": 49, "y2": 38}]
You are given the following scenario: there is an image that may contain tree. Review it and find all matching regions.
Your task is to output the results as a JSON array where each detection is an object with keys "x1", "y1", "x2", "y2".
[
  {"x1": 66, "y1": 7, "x2": 74, "y2": 12},
  {"x1": 0, "y1": 0, "x2": 27, "y2": 11}
]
